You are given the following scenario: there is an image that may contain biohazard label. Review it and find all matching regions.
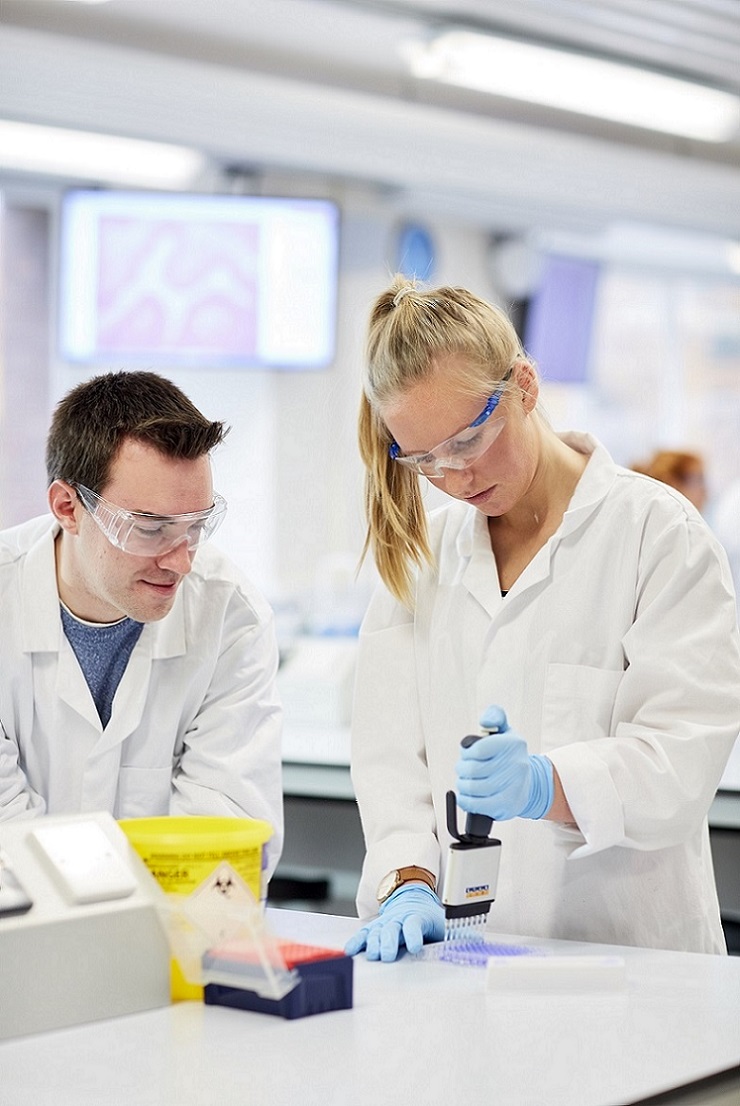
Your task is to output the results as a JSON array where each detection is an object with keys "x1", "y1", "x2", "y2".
[{"x1": 192, "y1": 861, "x2": 257, "y2": 905}]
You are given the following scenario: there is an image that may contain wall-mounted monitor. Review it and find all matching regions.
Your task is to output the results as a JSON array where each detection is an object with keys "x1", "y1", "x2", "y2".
[{"x1": 58, "y1": 190, "x2": 340, "y2": 370}]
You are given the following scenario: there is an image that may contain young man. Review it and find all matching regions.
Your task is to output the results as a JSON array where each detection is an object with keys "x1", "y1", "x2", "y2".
[{"x1": 0, "y1": 371, "x2": 283, "y2": 876}]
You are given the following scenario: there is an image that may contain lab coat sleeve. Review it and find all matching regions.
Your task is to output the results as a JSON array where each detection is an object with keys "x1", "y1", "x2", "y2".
[
  {"x1": 549, "y1": 511, "x2": 740, "y2": 857},
  {"x1": 0, "y1": 721, "x2": 46, "y2": 819},
  {"x1": 170, "y1": 590, "x2": 284, "y2": 879},
  {"x1": 712, "y1": 480, "x2": 740, "y2": 621},
  {"x1": 351, "y1": 585, "x2": 441, "y2": 919}
]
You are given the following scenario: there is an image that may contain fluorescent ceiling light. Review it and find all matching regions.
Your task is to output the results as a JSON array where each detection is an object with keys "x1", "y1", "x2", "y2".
[
  {"x1": 537, "y1": 223, "x2": 740, "y2": 278},
  {"x1": 403, "y1": 31, "x2": 740, "y2": 143},
  {"x1": 0, "y1": 120, "x2": 206, "y2": 188}
]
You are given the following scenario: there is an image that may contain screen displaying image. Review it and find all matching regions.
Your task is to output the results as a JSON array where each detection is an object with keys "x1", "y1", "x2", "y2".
[{"x1": 58, "y1": 190, "x2": 340, "y2": 370}]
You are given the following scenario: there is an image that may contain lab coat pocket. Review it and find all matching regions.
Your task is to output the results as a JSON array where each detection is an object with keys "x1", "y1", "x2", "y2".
[
  {"x1": 115, "y1": 764, "x2": 172, "y2": 818},
  {"x1": 540, "y1": 664, "x2": 623, "y2": 753}
]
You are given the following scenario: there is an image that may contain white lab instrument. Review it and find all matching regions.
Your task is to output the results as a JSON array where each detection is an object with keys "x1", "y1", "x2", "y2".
[
  {"x1": 31, "y1": 820, "x2": 139, "y2": 905},
  {"x1": 0, "y1": 812, "x2": 170, "y2": 1040}
]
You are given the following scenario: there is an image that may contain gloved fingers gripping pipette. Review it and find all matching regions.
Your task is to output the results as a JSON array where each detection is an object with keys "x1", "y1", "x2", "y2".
[{"x1": 455, "y1": 709, "x2": 555, "y2": 822}]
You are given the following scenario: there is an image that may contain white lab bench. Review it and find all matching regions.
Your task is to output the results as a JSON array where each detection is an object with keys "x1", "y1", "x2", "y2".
[{"x1": 1, "y1": 908, "x2": 739, "y2": 1106}]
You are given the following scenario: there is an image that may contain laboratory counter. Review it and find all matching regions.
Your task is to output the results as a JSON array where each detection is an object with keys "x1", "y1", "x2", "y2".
[{"x1": 2, "y1": 909, "x2": 739, "y2": 1106}]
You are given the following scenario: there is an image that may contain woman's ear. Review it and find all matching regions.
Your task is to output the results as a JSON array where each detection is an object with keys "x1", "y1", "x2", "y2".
[
  {"x1": 48, "y1": 480, "x2": 81, "y2": 535},
  {"x1": 514, "y1": 361, "x2": 539, "y2": 413}
]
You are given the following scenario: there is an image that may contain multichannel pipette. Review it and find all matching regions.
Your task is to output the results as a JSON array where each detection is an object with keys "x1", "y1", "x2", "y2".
[{"x1": 441, "y1": 706, "x2": 505, "y2": 942}]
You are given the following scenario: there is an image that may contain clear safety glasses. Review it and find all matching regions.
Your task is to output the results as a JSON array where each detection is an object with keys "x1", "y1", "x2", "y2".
[
  {"x1": 74, "y1": 484, "x2": 227, "y2": 557},
  {"x1": 388, "y1": 367, "x2": 513, "y2": 479}
]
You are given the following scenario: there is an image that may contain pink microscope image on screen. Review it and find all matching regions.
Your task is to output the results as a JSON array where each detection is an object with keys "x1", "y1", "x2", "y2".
[
  {"x1": 59, "y1": 191, "x2": 339, "y2": 368},
  {"x1": 95, "y1": 216, "x2": 260, "y2": 358}
]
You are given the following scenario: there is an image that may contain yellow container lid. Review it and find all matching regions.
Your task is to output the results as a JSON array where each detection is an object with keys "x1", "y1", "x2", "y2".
[{"x1": 119, "y1": 815, "x2": 273, "y2": 851}]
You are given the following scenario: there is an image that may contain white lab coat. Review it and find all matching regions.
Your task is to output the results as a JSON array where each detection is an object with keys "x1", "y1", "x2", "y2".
[
  {"x1": 0, "y1": 517, "x2": 284, "y2": 877},
  {"x1": 352, "y1": 433, "x2": 740, "y2": 952},
  {"x1": 712, "y1": 478, "x2": 740, "y2": 623}
]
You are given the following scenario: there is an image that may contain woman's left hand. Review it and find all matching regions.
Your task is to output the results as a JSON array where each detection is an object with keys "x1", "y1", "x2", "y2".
[{"x1": 455, "y1": 729, "x2": 554, "y2": 820}]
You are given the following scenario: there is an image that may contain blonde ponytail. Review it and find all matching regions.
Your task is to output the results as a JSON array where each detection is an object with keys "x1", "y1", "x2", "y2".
[{"x1": 359, "y1": 275, "x2": 528, "y2": 608}]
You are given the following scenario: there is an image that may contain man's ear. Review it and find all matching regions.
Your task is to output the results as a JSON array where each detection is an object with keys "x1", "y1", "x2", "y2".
[
  {"x1": 48, "y1": 481, "x2": 81, "y2": 535},
  {"x1": 513, "y1": 361, "x2": 539, "y2": 413}
]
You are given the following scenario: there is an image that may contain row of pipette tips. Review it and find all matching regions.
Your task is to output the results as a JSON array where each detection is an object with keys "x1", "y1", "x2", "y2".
[
  {"x1": 423, "y1": 934, "x2": 543, "y2": 967},
  {"x1": 443, "y1": 913, "x2": 491, "y2": 944}
]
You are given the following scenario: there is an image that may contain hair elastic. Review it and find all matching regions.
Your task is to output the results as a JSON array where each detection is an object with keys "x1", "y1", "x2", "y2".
[{"x1": 392, "y1": 286, "x2": 415, "y2": 308}]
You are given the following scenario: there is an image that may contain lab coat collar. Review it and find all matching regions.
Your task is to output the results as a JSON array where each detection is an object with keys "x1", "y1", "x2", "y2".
[
  {"x1": 20, "y1": 519, "x2": 187, "y2": 659},
  {"x1": 557, "y1": 431, "x2": 618, "y2": 535},
  {"x1": 454, "y1": 431, "x2": 618, "y2": 613},
  {"x1": 21, "y1": 522, "x2": 64, "y2": 652}
]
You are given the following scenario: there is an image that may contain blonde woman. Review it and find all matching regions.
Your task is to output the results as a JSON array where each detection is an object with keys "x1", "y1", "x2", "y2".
[{"x1": 345, "y1": 277, "x2": 740, "y2": 962}]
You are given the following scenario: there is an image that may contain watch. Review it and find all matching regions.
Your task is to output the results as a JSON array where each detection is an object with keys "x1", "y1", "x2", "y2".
[{"x1": 376, "y1": 866, "x2": 436, "y2": 904}]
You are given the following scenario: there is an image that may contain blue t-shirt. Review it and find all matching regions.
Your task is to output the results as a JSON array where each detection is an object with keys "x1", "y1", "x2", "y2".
[{"x1": 60, "y1": 605, "x2": 144, "y2": 728}]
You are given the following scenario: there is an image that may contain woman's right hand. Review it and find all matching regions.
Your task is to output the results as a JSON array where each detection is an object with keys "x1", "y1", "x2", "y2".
[{"x1": 344, "y1": 884, "x2": 445, "y2": 962}]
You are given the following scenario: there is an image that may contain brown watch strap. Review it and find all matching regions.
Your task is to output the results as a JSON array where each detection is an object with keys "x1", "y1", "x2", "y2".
[{"x1": 396, "y1": 866, "x2": 436, "y2": 892}]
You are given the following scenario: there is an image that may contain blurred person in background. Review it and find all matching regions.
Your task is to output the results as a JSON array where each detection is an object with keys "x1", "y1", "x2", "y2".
[{"x1": 630, "y1": 449, "x2": 707, "y2": 513}]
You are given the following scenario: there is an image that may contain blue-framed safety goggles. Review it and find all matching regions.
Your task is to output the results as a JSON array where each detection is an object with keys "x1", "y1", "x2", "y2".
[{"x1": 388, "y1": 367, "x2": 512, "y2": 478}]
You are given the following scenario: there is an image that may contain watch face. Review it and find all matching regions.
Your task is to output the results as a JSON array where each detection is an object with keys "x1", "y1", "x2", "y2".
[{"x1": 377, "y1": 870, "x2": 399, "y2": 901}]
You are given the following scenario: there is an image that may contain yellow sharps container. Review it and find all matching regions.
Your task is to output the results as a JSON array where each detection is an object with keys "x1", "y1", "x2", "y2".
[{"x1": 119, "y1": 815, "x2": 273, "y2": 1001}]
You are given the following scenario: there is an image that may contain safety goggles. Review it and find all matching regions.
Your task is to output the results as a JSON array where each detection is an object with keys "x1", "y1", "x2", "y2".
[
  {"x1": 388, "y1": 368, "x2": 512, "y2": 478},
  {"x1": 74, "y1": 484, "x2": 227, "y2": 557}
]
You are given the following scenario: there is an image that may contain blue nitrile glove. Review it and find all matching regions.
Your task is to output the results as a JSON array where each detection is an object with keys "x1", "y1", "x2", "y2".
[
  {"x1": 455, "y1": 716, "x2": 554, "y2": 821},
  {"x1": 344, "y1": 885, "x2": 445, "y2": 962}
]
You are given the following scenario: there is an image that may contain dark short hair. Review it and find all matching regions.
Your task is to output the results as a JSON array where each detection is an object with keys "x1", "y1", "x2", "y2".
[{"x1": 45, "y1": 371, "x2": 228, "y2": 490}]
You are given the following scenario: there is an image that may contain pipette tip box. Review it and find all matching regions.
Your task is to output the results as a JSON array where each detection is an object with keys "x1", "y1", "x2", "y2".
[{"x1": 203, "y1": 940, "x2": 353, "y2": 1019}]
